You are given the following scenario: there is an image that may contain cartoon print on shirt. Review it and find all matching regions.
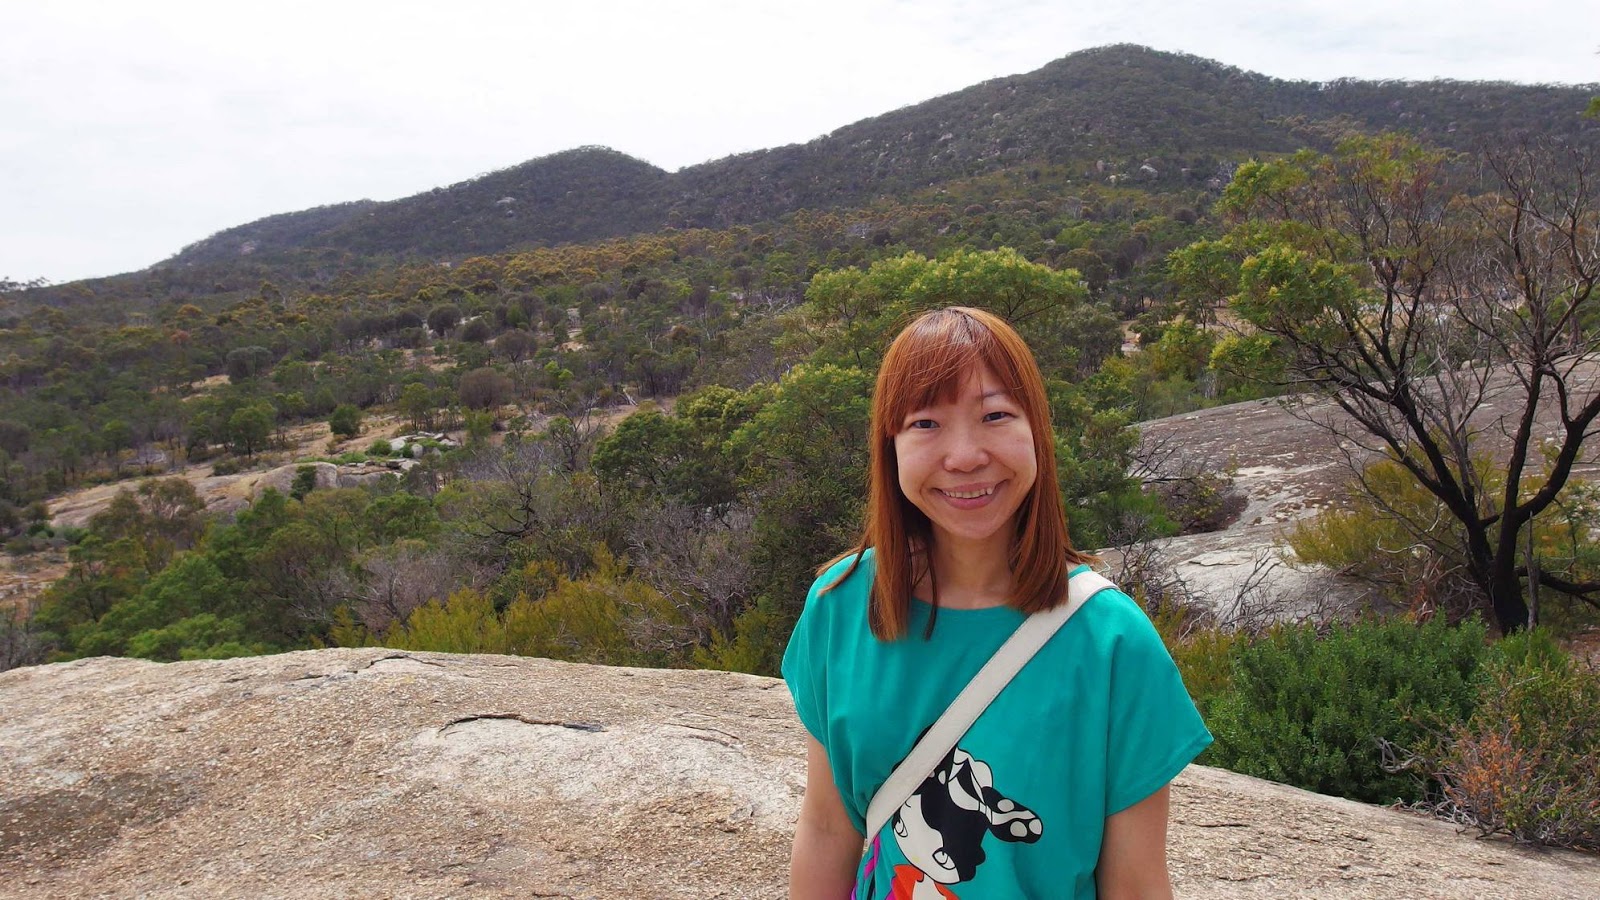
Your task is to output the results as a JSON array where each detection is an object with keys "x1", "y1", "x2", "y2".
[{"x1": 860, "y1": 736, "x2": 1043, "y2": 900}]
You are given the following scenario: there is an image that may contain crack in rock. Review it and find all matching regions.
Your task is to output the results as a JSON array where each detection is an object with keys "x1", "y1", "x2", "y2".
[{"x1": 438, "y1": 714, "x2": 606, "y2": 737}]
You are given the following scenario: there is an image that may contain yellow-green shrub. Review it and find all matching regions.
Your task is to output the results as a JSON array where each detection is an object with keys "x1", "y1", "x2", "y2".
[
  {"x1": 1149, "y1": 598, "x2": 1240, "y2": 714},
  {"x1": 378, "y1": 547, "x2": 690, "y2": 666}
]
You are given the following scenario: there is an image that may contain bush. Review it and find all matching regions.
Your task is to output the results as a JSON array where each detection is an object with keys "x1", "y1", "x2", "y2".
[
  {"x1": 1207, "y1": 616, "x2": 1488, "y2": 804},
  {"x1": 459, "y1": 367, "x2": 513, "y2": 411},
  {"x1": 382, "y1": 548, "x2": 688, "y2": 667},
  {"x1": 290, "y1": 465, "x2": 319, "y2": 501},
  {"x1": 1401, "y1": 630, "x2": 1600, "y2": 850},
  {"x1": 125, "y1": 613, "x2": 251, "y2": 662},
  {"x1": 329, "y1": 404, "x2": 363, "y2": 439},
  {"x1": 1153, "y1": 612, "x2": 1242, "y2": 717},
  {"x1": 693, "y1": 603, "x2": 785, "y2": 675}
]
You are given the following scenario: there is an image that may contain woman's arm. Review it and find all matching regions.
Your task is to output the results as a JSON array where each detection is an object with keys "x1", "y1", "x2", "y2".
[
  {"x1": 1096, "y1": 784, "x2": 1175, "y2": 900},
  {"x1": 791, "y1": 735, "x2": 865, "y2": 900}
]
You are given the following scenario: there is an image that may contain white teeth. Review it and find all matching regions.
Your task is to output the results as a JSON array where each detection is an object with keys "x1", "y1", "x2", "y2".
[{"x1": 942, "y1": 487, "x2": 994, "y2": 499}]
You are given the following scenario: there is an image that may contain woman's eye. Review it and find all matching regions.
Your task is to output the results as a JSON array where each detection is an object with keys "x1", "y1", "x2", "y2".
[
  {"x1": 907, "y1": 419, "x2": 937, "y2": 430},
  {"x1": 983, "y1": 411, "x2": 1014, "y2": 423}
]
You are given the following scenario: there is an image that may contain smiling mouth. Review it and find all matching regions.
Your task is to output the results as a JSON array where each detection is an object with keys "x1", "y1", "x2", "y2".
[{"x1": 938, "y1": 486, "x2": 996, "y2": 500}]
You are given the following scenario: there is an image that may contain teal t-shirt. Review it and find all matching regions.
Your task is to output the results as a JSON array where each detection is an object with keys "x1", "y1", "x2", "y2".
[{"x1": 782, "y1": 549, "x2": 1212, "y2": 899}]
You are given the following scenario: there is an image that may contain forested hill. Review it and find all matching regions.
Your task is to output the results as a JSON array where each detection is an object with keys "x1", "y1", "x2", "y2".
[
  {"x1": 164, "y1": 148, "x2": 671, "y2": 267},
  {"x1": 149, "y1": 44, "x2": 1597, "y2": 278}
]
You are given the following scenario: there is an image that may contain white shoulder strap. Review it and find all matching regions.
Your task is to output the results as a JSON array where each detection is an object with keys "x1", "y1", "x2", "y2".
[{"x1": 862, "y1": 569, "x2": 1116, "y2": 839}]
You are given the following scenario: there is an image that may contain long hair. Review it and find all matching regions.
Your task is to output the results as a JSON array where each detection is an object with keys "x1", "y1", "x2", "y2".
[{"x1": 821, "y1": 306, "x2": 1093, "y2": 640}]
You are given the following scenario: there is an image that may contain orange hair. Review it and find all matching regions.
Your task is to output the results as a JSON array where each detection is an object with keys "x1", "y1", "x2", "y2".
[{"x1": 822, "y1": 306, "x2": 1093, "y2": 640}]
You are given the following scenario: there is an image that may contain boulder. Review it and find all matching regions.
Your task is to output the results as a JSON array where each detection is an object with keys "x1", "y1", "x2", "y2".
[
  {"x1": 240, "y1": 462, "x2": 339, "y2": 500},
  {"x1": 3, "y1": 649, "x2": 1598, "y2": 899}
]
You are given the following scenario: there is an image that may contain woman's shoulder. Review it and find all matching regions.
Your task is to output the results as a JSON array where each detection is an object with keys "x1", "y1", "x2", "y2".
[
  {"x1": 808, "y1": 546, "x2": 876, "y2": 603},
  {"x1": 1069, "y1": 570, "x2": 1169, "y2": 649}
]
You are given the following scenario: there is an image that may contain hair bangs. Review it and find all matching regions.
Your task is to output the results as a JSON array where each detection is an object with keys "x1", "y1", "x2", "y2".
[{"x1": 877, "y1": 311, "x2": 1027, "y2": 440}]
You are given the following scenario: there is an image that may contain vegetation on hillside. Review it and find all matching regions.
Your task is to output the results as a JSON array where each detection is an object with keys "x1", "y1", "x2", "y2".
[{"x1": 2, "y1": 46, "x2": 1599, "y2": 845}]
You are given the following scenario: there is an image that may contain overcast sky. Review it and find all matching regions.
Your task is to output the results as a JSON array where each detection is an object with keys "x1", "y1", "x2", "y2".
[{"x1": 4, "y1": 0, "x2": 1597, "y2": 285}]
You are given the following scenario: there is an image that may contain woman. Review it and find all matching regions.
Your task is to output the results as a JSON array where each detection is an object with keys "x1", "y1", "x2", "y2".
[{"x1": 783, "y1": 307, "x2": 1211, "y2": 899}]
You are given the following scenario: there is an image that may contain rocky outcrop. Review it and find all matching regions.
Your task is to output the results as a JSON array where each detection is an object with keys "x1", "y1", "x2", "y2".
[
  {"x1": 4, "y1": 649, "x2": 1599, "y2": 899},
  {"x1": 1127, "y1": 366, "x2": 1600, "y2": 619}
]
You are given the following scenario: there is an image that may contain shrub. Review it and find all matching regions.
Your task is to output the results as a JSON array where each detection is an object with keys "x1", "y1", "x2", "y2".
[
  {"x1": 459, "y1": 367, "x2": 513, "y2": 411},
  {"x1": 1400, "y1": 631, "x2": 1600, "y2": 850},
  {"x1": 1152, "y1": 472, "x2": 1248, "y2": 535},
  {"x1": 1158, "y1": 621, "x2": 1242, "y2": 718},
  {"x1": 382, "y1": 547, "x2": 688, "y2": 666},
  {"x1": 1286, "y1": 458, "x2": 1486, "y2": 619},
  {"x1": 290, "y1": 465, "x2": 319, "y2": 501},
  {"x1": 694, "y1": 603, "x2": 785, "y2": 676},
  {"x1": 499, "y1": 548, "x2": 688, "y2": 666},
  {"x1": 1207, "y1": 616, "x2": 1488, "y2": 804},
  {"x1": 126, "y1": 613, "x2": 250, "y2": 662},
  {"x1": 328, "y1": 404, "x2": 363, "y2": 439},
  {"x1": 459, "y1": 318, "x2": 493, "y2": 343}
]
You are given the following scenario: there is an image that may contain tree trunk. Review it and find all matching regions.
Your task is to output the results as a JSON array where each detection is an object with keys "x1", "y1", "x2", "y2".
[{"x1": 1487, "y1": 562, "x2": 1529, "y2": 636}]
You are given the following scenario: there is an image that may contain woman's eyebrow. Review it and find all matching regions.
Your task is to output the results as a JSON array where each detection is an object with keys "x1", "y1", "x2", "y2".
[{"x1": 981, "y1": 389, "x2": 1014, "y2": 400}]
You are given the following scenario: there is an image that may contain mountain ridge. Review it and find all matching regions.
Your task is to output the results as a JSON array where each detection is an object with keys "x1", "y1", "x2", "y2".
[{"x1": 151, "y1": 44, "x2": 1598, "y2": 277}]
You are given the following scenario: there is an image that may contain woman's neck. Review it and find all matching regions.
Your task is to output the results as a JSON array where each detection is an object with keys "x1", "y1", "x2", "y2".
[{"x1": 921, "y1": 529, "x2": 1016, "y2": 610}]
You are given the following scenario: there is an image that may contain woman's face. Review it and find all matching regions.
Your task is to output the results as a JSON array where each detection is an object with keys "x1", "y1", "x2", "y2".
[{"x1": 892, "y1": 364, "x2": 1038, "y2": 552}]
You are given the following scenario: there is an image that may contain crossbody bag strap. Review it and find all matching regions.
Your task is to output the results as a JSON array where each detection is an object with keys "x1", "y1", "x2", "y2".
[{"x1": 862, "y1": 569, "x2": 1116, "y2": 839}]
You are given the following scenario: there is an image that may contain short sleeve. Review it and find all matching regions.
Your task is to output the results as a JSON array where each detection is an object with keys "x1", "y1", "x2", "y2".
[
  {"x1": 781, "y1": 575, "x2": 829, "y2": 742},
  {"x1": 1102, "y1": 594, "x2": 1214, "y2": 815}
]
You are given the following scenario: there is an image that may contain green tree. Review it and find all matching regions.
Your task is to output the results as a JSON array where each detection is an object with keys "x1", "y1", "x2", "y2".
[
  {"x1": 495, "y1": 329, "x2": 535, "y2": 363},
  {"x1": 729, "y1": 364, "x2": 873, "y2": 628},
  {"x1": 798, "y1": 248, "x2": 1107, "y2": 378},
  {"x1": 426, "y1": 304, "x2": 461, "y2": 336},
  {"x1": 328, "y1": 404, "x2": 363, "y2": 439},
  {"x1": 399, "y1": 382, "x2": 436, "y2": 432},
  {"x1": 225, "y1": 346, "x2": 274, "y2": 382},
  {"x1": 459, "y1": 368, "x2": 513, "y2": 411},
  {"x1": 227, "y1": 403, "x2": 275, "y2": 457}
]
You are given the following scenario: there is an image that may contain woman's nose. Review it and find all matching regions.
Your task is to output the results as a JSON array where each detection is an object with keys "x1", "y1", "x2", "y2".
[{"x1": 943, "y1": 429, "x2": 989, "y2": 471}]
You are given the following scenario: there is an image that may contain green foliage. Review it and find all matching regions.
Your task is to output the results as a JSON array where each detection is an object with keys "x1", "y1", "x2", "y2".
[
  {"x1": 385, "y1": 588, "x2": 504, "y2": 655},
  {"x1": 1289, "y1": 455, "x2": 1600, "y2": 629},
  {"x1": 227, "y1": 402, "x2": 276, "y2": 457},
  {"x1": 693, "y1": 603, "x2": 787, "y2": 676},
  {"x1": 1206, "y1": 616, "x2": 1489, "y2": 804},
  {"x1": 1149, "y1": 603, "x2": 1241, "y2": 716},
  {"x1": 1286, "y1": 457, "x2": 1472, "y2": 612},
  {"x1": 729, "y1": 363, "x2": 872, "y2": 627},
  {"x1": 70, "y1": 554, "x2": 245, "y2": 658},
  {"x1": 225, "y1": 346, "x2": 274, "y2": 382},
  {"x1": 592, "y1": 388, "x2": 761, "y2": 515},
  {"x1": 1402, "y1": 633, "x2": 1600, "y2": 849},
  {"x1": 125, "y1": 613, "x2": 257, "y2": 662},
  {"x1": 328, "y1": 404, "x2": 363, "y2": 439},
  {"x1": 426, "y1": 304, "x2": 461, "y2": 335},
  {"x1": 384, "y1": 547, "x2": 688, "y2": 666},
  {"x1": 459, "y1": 367, "x2": 513, "y2": 411},
  {"x1": 797, "y1": 248, "x2": 1105, "y2": 378},
  {"x1": 290, "y1": 465, "x2": 319, "y2": 501}
]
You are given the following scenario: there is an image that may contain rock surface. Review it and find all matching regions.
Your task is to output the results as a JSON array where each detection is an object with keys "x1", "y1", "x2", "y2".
[
  {"x1": 1128, "y1": 373, "x2": 1600, "y2": 618},
  {"x1": 4, "y1": 648, "x2": 1600, "y2": 899}
]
